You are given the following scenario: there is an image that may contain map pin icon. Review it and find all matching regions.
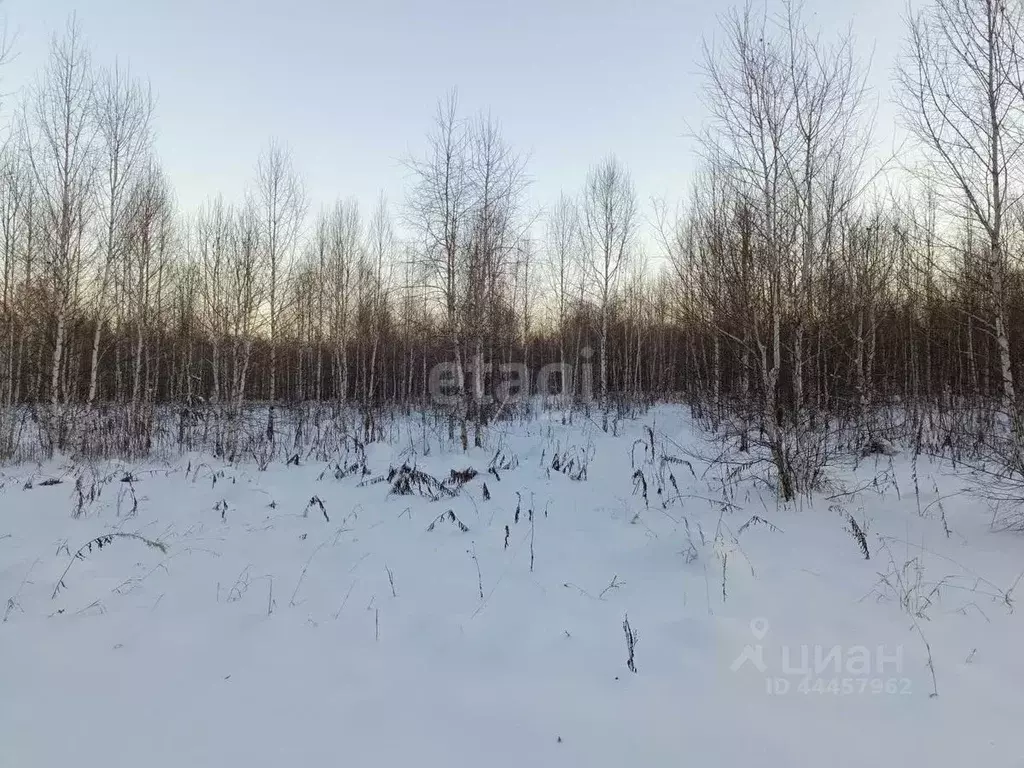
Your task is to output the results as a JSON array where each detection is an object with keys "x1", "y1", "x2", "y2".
[{"x1": 750, "y1": 618, "x2": 770, "y2": 640}]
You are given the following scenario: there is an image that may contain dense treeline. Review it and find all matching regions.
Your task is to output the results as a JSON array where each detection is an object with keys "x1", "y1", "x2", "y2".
[{"x1": 4, "y1": 1, "x2": 1024, "y2": 491}]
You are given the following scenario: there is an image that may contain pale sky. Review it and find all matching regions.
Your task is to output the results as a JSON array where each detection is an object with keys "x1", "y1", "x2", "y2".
[{"x1": 0, "y1": 0, "x2": 908, "y2": 230}]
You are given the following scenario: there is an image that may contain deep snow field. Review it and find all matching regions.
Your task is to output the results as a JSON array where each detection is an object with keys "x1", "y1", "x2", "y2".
[{"x1": 2, "y1": 405, "x2": 1023, "y2": 767}]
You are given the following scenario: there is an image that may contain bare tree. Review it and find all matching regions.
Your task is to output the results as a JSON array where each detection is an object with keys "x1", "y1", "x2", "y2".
[
  {"x1": 464, "y1": 110, "x2": 528, "y2": 439},
  {"x1": 196, "y1": 196, "x2": 233, "y2": 404},
  {"x1": 327, "y1": 198, "x2": 360, "y2": 402},
  {"x1": 545, "y1": 193, "x2": 579, "y2": 391},
  {"x1": 88, "y1": 62, "x2": 153, "y2": 404},
  {"x1": 123, "y1": 161, "x2": 172, "y2": 407},
  {"x1": 253, "y1": 139, "x2": 306, "y2": 402},
  {"x1": 405, "y1": 92, "x2": 471, "y2": 434},
  {"x1": 699, "y1": 3, "x2": 807, "y2": 496},
  {"x1": 782, "y1": 0, "x2": 870, "y2": 418},
  {"x1": 581, "y1": 155, "x2": 636, "y2": 413},
  {"x1": 897, "y1": 0, "x2": 1023, "y2": 417},
  {"x1": 362, "y1": 193, "x2": 395, "y2": 404},
  {"x1": 227, "y1": 201, "x2": 265, "y2": 410},
  {"x1": 0, "y1": 139, "x2": 28, "y2": 415},
  {"x1": 25, "y1": 17, "x2": 97, "y2": 420}
]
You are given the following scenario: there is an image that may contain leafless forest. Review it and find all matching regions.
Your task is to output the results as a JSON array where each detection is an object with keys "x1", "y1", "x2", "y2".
[{"x1": 2, "y1": 1, "x2": 1024, "y2": 506}]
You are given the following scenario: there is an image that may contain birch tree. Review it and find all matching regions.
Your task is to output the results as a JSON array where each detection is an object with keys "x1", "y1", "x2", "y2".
[
  {"x1": 88, "y1": 63, "x2": 152, "y2": 404},
  {"x1": 700, "y1": 3, "x2": 802, "y2": 496},
  {"x1": 545, "y1": 193, "x2": 579, "y2": 383},
  {"x1": 581, "y1": 155, "x2": 636, "y2": 413},
  {"x1": 897, "y1": 0, "x2": 1024, "y2": 417},
  {"x1": 26, "y1": 18, "x2": 96, "y2": 417},
  {"x1": 406, "y1": 92, "x2": 471, "y2": 425},
  {"x1": 253, "y1": 139, "x2": 305, "y2": 402},
  {"x1": 362, "y1": 193, "x2": 395, "y2": 404}
]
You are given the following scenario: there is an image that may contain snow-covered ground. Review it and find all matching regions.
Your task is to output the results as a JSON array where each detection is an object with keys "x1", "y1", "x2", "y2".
[{"x1": 2, "y1": 405, "x2": 1022, "y2": 767}]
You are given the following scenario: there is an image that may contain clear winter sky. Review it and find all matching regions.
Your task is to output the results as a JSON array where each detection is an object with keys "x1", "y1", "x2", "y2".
[{"x1": 0, "y1": 0, "x2": 908, "y2": 237}]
